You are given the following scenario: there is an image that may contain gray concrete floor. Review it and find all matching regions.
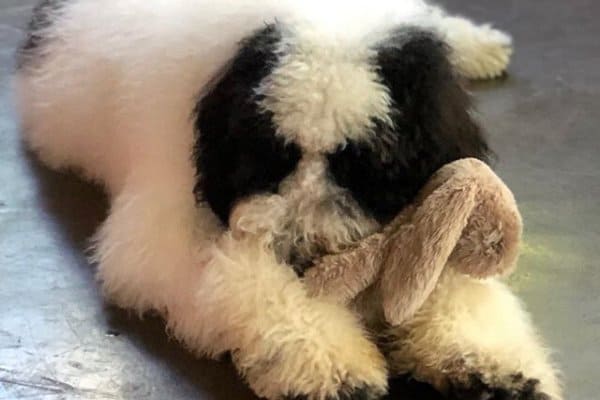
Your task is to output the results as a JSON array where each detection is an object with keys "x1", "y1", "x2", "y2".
[{"x1": 1, "y1": 0, "x2": 598, "y2": 399}]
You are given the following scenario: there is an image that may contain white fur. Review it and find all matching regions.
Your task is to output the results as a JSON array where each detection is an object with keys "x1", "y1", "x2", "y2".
[
  {"x1": 424, "y1": 8, "x2": 513, "y2": 80},
  {"x1": 257, "y1": 28, "x2": 394, "y2": 153},
  {"x1": 191, "y1": 233, "x2": 388, "y2": 398},
  {"x1": 231, "y1": 155, "x2": 381, "y2": 267},
  {"x1": 13, "y1": 1, "x2": 559, "y2": 399},
  {"x1": 384, "y1": 270, "x2": 562, "y2": 398}
]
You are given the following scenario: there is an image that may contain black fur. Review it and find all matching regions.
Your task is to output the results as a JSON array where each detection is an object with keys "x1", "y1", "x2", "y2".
[
  {"x1": 287, "y1": 384, "x2": 384, "y2": 400},
  {"x1": 18, "y1": 0, "x2": 67, "y2": 68},
  {"x1": 327, "y1": 30, "x2": 491, "y2": 224},
  {"x1": 448, "y1": 373, "x2": 551, "y2": 400},
  {"x1": 385, "y1": 375, "x2": 445, "y2": 400},
  {"x1": 193, "y1": 24, "x2": 301, "y2": 224}
]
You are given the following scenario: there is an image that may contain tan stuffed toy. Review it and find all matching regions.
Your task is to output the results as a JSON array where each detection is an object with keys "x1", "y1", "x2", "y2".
[{"x1": 303, "y1": 158, "x2": 522, "y2": 326}]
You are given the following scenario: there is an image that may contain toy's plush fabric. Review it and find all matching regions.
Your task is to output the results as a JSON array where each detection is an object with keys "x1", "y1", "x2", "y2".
[{"x1": 304, "y1": 158, "x2": 522, "y2": 325}]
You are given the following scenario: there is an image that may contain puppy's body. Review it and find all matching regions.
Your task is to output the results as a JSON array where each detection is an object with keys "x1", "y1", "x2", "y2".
[{"x1": 16, "y1": 1, "x2": 560, "y2": 399}]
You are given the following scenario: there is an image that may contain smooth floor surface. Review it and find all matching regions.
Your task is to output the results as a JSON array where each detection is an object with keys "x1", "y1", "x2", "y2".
[{"x1": 1, "y1": 1, "x2": 598, "y2": 399}]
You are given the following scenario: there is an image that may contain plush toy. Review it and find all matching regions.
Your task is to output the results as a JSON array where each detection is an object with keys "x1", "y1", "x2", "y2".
[{"x1": 303, "y1": 158, "x2": 522, "y2": 326}]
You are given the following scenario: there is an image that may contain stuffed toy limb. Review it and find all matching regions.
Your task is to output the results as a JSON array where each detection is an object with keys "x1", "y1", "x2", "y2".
[{"x1": 303, "y1": 158, "x2": 522, "y2": 326}]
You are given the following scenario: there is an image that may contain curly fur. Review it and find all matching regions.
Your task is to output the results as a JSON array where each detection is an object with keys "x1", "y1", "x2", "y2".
[{"x1": 14, "y1": 0, "x2": 560, "y2": 399}]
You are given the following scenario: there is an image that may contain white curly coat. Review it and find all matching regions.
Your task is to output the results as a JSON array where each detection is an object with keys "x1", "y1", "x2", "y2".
[{"x1": 14, "y1": 0, "x2": 560, "y2": 399}]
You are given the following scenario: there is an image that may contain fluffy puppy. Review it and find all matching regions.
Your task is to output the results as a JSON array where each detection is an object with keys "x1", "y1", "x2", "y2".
[{"x1": 15, "y1": 0, "x2": 560, "y2": 399}]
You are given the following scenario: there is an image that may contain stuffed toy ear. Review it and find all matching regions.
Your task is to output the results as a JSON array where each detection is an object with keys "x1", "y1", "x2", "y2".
[
  {"x1": 446, "y1": 159, "x2": 522, "y2": 278},
  {"x1": 380, "y1": 158, "x2": 523, "y2": 326},
  {"x1": 380, "y1": 165, "x2": 479, "y2": 326},
  {"x1": 303, "y1": 158, "x2": 522, "y2": 327}
]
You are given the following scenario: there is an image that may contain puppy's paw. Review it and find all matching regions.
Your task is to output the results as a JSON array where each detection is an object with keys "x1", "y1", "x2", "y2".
[
  {"x1": 448, "y1": 373, "x2": 553, "y2": 400},
  {"x1": 382, "y1": 274, "x2": 562, "y2": 400},
  {"x1": 445, "y1": 18, "x2": 513, "y2": 80},
  {"x1": 286, "y1": 385, "x2": 385, "y2": 400},
  {"x1": 232, "y1": 313, "x2": 388, "y2": 400},
  {"x1": 238, "y1": 349, "x2": 388, "y2": 400}
]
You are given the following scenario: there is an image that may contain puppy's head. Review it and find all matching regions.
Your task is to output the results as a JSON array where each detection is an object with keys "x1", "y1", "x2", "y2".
[{"x1": 193, "y1": 22, "x2": 490, "y2": 270}]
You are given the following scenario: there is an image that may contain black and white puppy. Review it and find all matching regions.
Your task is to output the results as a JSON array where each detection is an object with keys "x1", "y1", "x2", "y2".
[{"x1": 15, "y1": 1, "x2": 561, "y2": 399}]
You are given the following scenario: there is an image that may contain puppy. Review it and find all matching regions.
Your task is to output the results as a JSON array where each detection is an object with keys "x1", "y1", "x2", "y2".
[{"x1": 15, "y1": 1, "x2": 561, "y2": 399}]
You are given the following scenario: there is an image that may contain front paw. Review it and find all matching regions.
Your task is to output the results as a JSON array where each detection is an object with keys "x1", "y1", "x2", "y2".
[
  {"x1": 448, "y1": 373, "x2": 553, "y2": 400},
  {"x1": 286, "y1": 385, "x2": 385, "y2": 400},
  {"x1": 232, "y1": 322, "x2": 388, "y2": 400}
]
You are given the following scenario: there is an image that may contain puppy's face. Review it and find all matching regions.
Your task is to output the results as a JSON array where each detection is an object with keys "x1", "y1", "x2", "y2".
[{"x1": 194, "y1": 23, "x2": 489, "y2": 271}]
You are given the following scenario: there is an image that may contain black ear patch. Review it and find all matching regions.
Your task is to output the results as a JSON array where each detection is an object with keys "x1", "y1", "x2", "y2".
[
  {"x1": 327, "y1": 29, "x2": 491, "y2": 223},
  {"x1": 193, "y1": 24, "x2": 302, "y2": 224},
  {"x1": 18, "y1": 0, "x2": 67, "y2": 68}
]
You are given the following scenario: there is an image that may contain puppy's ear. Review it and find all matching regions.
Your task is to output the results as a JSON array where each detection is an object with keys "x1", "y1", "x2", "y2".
[
  {"x1": 380, "y1": 167, "x2": 478, "y2": 326},
  {"x1": 193, "y1": 24, "x2": 301, "y2": 225},
  {"x1": 327, "y1": 29, "x2": 491, "y2": 225}
]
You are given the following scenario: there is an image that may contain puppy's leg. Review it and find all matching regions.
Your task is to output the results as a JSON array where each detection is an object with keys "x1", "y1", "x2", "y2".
[
  {"x1": 423, "y1": 8, "x2": 513, "y2": 80},
  {"x1": 94, "y1": 173, "x2": 387, "y2": 399},
  {"x1": 194, "y1": 233, "x2": 388, "y2": 400},
  {"x1": 92, "y1": 174, "x2": 220, "y2": 315},
  {"x1": 14, "y1": 63, "x2": 124, "y2": 187},
  {"x1": 384, "y1": 270, "x2": 562, "y2": 400}
]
